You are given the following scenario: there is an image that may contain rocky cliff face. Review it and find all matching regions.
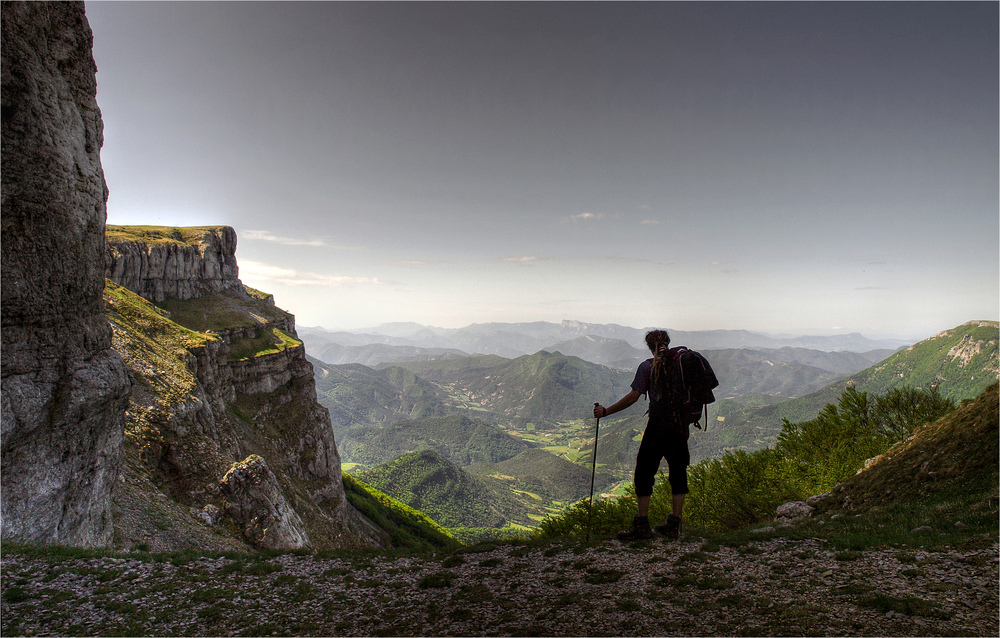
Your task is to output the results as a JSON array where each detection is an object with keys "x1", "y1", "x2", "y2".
[
  {"x1": 106, "y1": 226, "x2": 244, "y2": 302},
  {"x1": 104, "y1": 227, "x2": 381, "y2": 551},
  {"x1": 0, "y1": 1, "x2": 377, "y2": 551},
  {"x1": 1, "y1": 1, "x2": 132, "y2": 547}
]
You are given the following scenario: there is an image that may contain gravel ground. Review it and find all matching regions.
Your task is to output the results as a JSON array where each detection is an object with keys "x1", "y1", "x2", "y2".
[{"x1": 2, "y1": 537, "x2": 997, "y2": 636}]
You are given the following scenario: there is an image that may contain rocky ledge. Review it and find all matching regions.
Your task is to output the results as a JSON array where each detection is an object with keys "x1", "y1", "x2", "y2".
[{"x1": 106, "y1": 226, "x2": 244, "y2": 302}]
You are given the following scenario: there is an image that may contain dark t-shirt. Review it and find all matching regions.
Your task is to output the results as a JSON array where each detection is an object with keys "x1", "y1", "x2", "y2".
[{"x1": 630, "y1": 358, "x2": 653, "y2": 396}]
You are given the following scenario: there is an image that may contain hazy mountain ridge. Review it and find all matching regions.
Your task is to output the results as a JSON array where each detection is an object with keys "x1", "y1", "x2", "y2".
[
  {"x1": 307, "y1": 341, "x2": 468, "y2": 366},
  {"x1": 301, "y1": 320, "x2": 912, "y2": 362}
]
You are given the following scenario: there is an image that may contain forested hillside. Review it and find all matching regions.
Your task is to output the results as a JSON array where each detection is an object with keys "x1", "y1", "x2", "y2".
[
  {"x1": 357, "y1": 450, "x2": 541, "y2": 539},
  {"x1": 338, "y1": 414, "x2": 529, "y2": 469},
  {"x1": 382, "y1": 350, "x2": 637, "y2": 423},
  {"x1": 310, "y1": 357, "x2": 457, "y2": 437},
  {"x1": 468, "y1": 447, "x2": 616, "y2": 503},
  {"x1": 690, "y1": 320, "x2": 998, "y2": 460},
  {"x1": 705, "y1": 347, "x2": 894, "y2": 400}
]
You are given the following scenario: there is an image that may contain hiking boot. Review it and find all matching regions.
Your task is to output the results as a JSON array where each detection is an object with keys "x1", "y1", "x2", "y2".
[
  {"x1": 617, "y1": 515, "x2": 653, "y2": 541},
  {"x1": 654, "y1": 514, "x2": 682, "y2": 540}
]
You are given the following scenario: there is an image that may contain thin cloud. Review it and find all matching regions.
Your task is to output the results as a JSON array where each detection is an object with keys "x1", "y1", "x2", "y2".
[
  {"x1": 243, "y1": 230, "x2": 326, "y2": 246},
  {"x1": 501, "y1": 256, "x2": 540, "y2": 263},
  {"x1": 398, "y1": 259, "x2": 439, "y2": 266},
  {"x1": 600, "y1": 255, "x2": 672, "y2": 266},
  {"x1": 710, "y1": 261, "x2": 738, "y2": 274},
  {"x1": 567, "y1": 212, "x2": 605, "y2": 223},
  {"x1": 243, "y1": 230, "x2": 362, "y2": 249},
  {"x1": 640, "y1": 219, "x2": 663, "y2": 225},
  {"x1": 240, "y1": 260, "x2": 383, "y2": 287}
]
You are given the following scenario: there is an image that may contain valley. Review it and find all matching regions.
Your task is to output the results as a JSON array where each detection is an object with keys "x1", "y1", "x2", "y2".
[{"x1": 306, "y1": 320, "x2": 999, "y2": 541}]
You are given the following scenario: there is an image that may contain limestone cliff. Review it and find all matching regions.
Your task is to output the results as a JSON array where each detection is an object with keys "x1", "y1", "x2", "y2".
[
  {"x1": 1, "y1": 1, "x2": 132, "y2": 546},
  {"x1": 1, "y1": 2, "x2": 379, "y2": 552},
  {"x1": 105, "y1": 226, "x2": 382, "y2": 551},
  {"x1": 106, "y1": 226, "x2": 244, "y2": 302}
]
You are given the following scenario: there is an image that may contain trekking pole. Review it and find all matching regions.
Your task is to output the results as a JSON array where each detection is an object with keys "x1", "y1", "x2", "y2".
[{"x1": 586, "y1": 403, "x2": 601, "y2": 542}]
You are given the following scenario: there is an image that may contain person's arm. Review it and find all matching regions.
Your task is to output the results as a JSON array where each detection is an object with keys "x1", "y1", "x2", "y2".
[{"x1": 594, "y1": 389, "x2": 642, "y2": 418}]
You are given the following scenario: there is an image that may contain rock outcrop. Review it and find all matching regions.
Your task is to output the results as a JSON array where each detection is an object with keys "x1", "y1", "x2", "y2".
[
  {"x1": 1, "y1": 1, "x2": 132, "y2": 546},
  {"x1": 104, "y1": 227, "x2": 379, "y2": 551},
  {"x1": 106, "y1": 226, "x2": 243, "y2": 302},
  {"x1": 221, "y1": 455, "x2": 309, "y2": 550}
]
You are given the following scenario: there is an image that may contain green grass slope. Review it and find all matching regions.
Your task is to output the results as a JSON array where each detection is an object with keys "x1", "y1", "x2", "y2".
[
  {"x1": 357, "y1": 450, "x2": 536, "y2": 530},
  {"x1": 341, "y1": 473, "x2": 459, "y2": 551},
  {"x1": 106, "y1": 225, "x2": 227, "y2": 246},
  {"x1": 811, "y1": 382, "x2": 998, "y2": 549},
  {"x1": 468, "y1": 447, "x2": 616, "y2": 503}
]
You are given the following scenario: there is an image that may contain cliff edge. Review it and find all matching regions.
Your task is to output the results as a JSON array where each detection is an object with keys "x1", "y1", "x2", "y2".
[
  {"x1": 105, "y1": 225, "x2": 383, "y2": 551},
  {"x1": 106, "y1": 225, "x2": 243, "y2": 302}
]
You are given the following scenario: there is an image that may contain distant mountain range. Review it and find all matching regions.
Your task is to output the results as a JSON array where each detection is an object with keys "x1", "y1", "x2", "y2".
[
  {"x1": 299, "y1": 320, "x2": 912, "y2": 364},
  {"x1": 309, "y1": 320, "x2": 996, "y2": 540},
  {"x1": 693, "y1": 320, "x2": 1000, "y2": 461}
]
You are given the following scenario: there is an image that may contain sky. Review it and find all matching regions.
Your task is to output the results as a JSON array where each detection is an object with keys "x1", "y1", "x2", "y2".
[{"x1": 85, "y1": 1, "x2": 999, "y2": 339}]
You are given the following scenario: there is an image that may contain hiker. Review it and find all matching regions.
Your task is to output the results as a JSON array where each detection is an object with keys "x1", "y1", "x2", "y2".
[{"x1": 593, "y1": 329, "x2": 689, "y2": 541}]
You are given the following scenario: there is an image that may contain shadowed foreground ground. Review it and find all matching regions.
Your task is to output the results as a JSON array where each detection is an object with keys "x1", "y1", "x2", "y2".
[{"x1": 2, "y1": 535, "x2": 997, "y2": 636}]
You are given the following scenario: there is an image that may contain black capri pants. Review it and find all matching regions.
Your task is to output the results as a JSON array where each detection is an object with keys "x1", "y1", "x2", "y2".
[{"x1": 633, "y1": 414, "x2": 690, "y2": 497}]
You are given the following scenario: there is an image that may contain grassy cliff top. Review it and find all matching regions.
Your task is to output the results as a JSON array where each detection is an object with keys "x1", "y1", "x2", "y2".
[
  {"x1": 104, "y1": 281, "x2": 219, "y2": 404},
  {"x1": 106, "y1": 225, "x2": 231, "y2": 246},
  {"x1": 104, "y1": 281, "x2": 218, "y2": 352},
  {"x1": 155, "y1": 290, "x2": 290, "y2": 333}
]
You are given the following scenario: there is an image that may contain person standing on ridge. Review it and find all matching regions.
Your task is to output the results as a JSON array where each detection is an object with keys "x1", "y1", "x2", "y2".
[{"x1": 593, "y1": 329, "x2": 688, "y2": 541}]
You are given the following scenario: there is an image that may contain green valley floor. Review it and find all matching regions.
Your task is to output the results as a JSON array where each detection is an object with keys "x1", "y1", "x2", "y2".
[{"x1": 2, "y1": 535, "x2": 997, "y2": 637}]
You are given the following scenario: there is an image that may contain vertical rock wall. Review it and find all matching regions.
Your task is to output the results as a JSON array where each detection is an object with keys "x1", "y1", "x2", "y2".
[
  {"x1": 106, "y1": 226, "x2": 244, "y2": 302},
  {"x1": 1, "y1": 1, "x2": 131, "y2": 546}
]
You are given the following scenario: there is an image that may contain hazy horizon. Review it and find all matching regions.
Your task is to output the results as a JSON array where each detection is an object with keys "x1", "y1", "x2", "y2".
[
  {"x1": 300, "y1": 317, "x2": 934, "y2": 344},
  {"x1": 86, "y1": 2, "x2": 999, "y2": 340}
]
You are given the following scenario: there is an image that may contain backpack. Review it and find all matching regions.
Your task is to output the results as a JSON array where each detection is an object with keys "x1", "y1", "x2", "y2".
[{"x1": 649, "y1": 346, "x2": 719, "y2": 431}]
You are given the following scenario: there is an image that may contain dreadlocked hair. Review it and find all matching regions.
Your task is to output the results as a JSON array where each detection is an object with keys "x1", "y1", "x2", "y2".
[{"x1": 645, "y1": 330, "x2": 671, "y2": 400}]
